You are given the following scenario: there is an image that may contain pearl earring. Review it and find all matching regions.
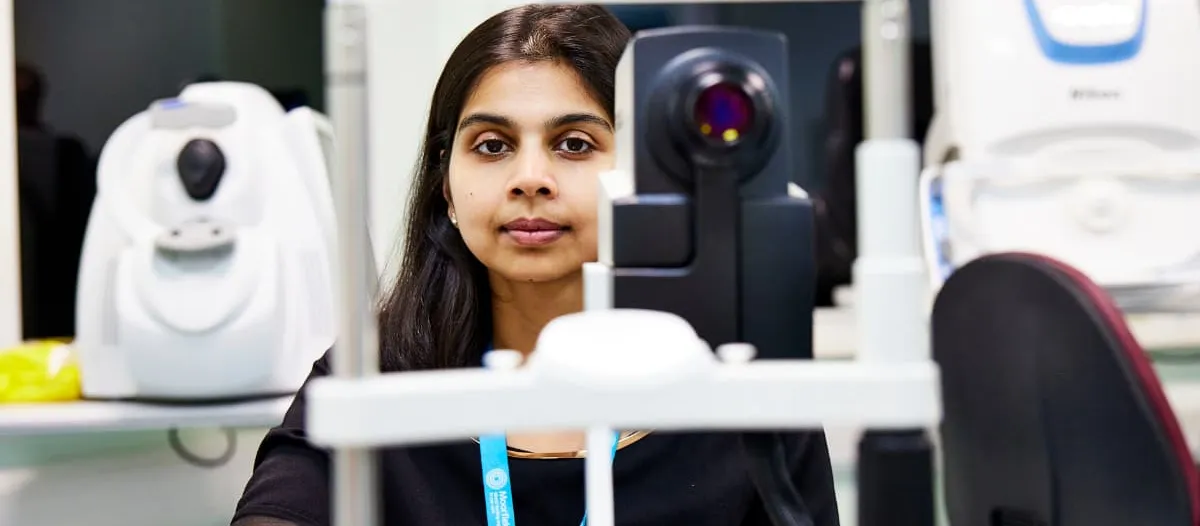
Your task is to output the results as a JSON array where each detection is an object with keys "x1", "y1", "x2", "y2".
[{"x1": 450, "y1": 213, "x2": 458, "y2": 228}]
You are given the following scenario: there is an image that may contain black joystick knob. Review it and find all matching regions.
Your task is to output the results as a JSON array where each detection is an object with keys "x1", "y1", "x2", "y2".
[{"x1": 176, "y1": 138, "x2": 227, "y2": 201}]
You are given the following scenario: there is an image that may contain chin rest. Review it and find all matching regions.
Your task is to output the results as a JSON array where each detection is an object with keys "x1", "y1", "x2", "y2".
[{"x1": 932, "y1": 252, "x2": 1200, "y2": 526}]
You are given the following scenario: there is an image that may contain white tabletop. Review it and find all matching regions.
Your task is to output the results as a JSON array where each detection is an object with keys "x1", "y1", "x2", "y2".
[{"x1": 0, "y1": 397, "x2": 292, "y2": 436}]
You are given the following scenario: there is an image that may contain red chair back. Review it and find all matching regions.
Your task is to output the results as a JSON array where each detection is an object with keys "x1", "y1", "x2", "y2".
[{"x1": 932, "y1": 252, "x2": 1200, "y2": 526}]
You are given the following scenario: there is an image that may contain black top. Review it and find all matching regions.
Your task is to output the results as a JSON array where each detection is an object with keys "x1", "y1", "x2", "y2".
[{"x1": 232, "y1": 354, "x2": 842, "y2": 526}]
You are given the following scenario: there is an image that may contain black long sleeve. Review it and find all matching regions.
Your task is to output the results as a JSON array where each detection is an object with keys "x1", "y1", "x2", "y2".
[
  {"x1": 790, "y1": 431, "x2": 841, "y2": 526},
  {"x1": 231, "y1": 354, "x2": 333, "y2": 526},
  {"x1": 742, "y1": 431, "x2": 842, "y2": 526}
]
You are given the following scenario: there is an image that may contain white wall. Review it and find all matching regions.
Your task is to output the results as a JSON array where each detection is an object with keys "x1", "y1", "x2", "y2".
[
  {"x1": 0, "y1": 0, "x2": 18, "y2": 349},
  {"x1": 361, "y1": 0, "x2": 528, "y2": 273}
]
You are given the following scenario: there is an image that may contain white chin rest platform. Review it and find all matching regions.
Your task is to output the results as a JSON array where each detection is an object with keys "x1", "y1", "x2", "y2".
[{"x1": 305, "y1": 309, "x2": 941, "y2": 448}]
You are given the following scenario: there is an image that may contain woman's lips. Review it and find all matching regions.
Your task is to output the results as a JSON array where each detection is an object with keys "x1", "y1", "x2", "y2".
[
  {"x1": 505, "y1": 229, "x2": 566, "y2": 246},
  {"x1": 502, "y1": 218, "x2": 567, "y2": 247}
]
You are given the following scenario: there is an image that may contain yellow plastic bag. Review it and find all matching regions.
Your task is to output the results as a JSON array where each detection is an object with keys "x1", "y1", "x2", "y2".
[{"x1": 0, "y1": 339, "x2": 82, "y2": 403}]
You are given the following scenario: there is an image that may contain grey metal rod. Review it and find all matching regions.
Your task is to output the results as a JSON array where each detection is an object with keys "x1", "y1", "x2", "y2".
[
  {"x1": 862, "y1": 0, "x2": 912, "y2": 140},
  {"x1": 326, "y1": 3, "x2": 380, "y2": 526}
]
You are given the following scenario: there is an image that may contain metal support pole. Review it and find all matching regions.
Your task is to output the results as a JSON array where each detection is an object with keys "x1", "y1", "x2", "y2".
[
  {"x1": 326, "y1": 2, "x2": 380, "y2": 526},
  {"x1": 856, "y1": 3, "x2": 935, "y2": 526},
  {"x1": 862, "y1": 0, "x2": 912, "y2": 140}
]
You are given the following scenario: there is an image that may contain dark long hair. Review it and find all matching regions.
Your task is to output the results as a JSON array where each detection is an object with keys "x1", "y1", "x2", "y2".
[{"x1": 377, "y1": 5, "x2": 633, "y2": 372}]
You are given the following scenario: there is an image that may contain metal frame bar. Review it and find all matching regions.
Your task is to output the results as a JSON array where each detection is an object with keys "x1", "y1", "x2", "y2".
[
  {"x1": 325, "y1": 3, "x2": 380, "y2": 526},
  {"x1": 320, "y1": 1, "x2": 915, "y2": 525}
]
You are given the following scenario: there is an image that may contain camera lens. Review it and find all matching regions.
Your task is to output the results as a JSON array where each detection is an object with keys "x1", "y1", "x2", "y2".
[{"x1": 693, "y1": 83, "x2": 755, "y2": 144}]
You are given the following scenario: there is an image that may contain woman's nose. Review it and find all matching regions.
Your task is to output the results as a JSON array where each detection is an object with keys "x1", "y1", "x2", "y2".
[{"x1": 507, "y1": 151, "x2": 558, "y2": 198}]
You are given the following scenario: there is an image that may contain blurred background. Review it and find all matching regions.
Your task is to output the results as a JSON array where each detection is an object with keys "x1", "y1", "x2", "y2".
[
  {"x1": 15, "y1": 2, "x2": 1179, "y2": 526},
  {"x1": 12, "y1": 0, "x2": 933, "y2": 336}
]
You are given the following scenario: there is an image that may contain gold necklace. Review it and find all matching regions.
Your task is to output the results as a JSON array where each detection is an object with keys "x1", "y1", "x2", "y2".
[{"x1": 469, "y1": 430, "x2": 654, "y2": 459}]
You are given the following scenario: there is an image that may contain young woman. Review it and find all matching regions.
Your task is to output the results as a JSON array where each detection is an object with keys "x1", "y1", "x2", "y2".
[{"x1": 232, "y1": 5, "x2": 840, "y2": 525}]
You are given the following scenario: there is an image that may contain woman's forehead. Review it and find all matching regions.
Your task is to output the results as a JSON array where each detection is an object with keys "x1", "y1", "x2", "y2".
[{"x1": 458, "y1": 61, "x2": 608, "y2": 128}]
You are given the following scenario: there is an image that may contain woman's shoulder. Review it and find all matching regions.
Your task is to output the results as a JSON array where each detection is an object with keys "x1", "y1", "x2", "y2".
[
  {"x1": 311, "y1": 350, "x2": 333, "y2": 375},
  {"x1": 307, "y1": 346, "x2": 412, "y2": 376}
]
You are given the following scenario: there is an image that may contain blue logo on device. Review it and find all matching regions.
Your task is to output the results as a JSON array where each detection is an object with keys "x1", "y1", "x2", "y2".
[{"x1": 1023, "y1": 0, "x2": 1147, "y2": 65}]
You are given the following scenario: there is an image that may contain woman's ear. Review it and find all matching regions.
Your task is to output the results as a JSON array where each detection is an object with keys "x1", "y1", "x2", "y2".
[{"x1": 443, "y1": 179, "x2": 458, "y2": 228}]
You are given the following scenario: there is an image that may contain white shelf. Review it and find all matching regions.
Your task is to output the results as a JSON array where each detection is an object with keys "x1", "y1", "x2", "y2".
[{"x1": 0, "y1": 397, "x2": 293, "y2": 437}]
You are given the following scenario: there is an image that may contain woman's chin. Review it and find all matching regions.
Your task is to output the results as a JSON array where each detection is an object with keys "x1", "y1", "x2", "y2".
[{"x1": 493, "y1": 262, "x2": 583, "y2": 285}]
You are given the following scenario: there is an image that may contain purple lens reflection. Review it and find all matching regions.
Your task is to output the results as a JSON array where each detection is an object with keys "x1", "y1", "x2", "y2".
[{"x1": 693, "y1": 83, "x2": 754, "y2": 142}]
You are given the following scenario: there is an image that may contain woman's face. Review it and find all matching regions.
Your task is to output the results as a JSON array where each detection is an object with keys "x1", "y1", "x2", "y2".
[{"x1": 445, "y1": 61, "x2": 615, "y2": 283}]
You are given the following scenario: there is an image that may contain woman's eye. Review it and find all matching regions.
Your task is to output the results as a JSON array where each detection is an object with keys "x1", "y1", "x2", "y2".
[
  {"x1": 474, "y1": 139, "x2": 510, "y2": 156},
  {"x1": 557, "y1": 137, "x2": 592, "y2": 154}
]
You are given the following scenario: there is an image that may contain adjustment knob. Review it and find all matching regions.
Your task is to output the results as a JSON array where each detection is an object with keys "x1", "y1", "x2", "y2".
[{"x1": 176, "y1": 138, "x2": 227, "y2": 201}]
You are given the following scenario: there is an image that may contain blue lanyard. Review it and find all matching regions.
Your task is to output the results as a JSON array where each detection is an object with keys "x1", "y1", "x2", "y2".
[{"x1": 479, "y1": 431, "x2": 620, "y2": 526}]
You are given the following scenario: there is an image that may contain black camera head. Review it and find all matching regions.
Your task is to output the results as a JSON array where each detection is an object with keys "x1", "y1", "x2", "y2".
[
  {"x1": 603, "y1": 27, "x2": 813, "y2": 363},
  {"x1": 614, "y1": 27, "x2": 791, "y2": 196},
  {"x1": 649, "y1": 47, "x2": 780, "y2": 178}
]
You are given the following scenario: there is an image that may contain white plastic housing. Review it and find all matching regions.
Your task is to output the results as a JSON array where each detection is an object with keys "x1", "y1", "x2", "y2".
[
  {"x1": 922, "y1": 0, "x2": 1200, "y2": 297},
  {"x1": 74, "y1": 82, "x2": 341, "y2": 401}
]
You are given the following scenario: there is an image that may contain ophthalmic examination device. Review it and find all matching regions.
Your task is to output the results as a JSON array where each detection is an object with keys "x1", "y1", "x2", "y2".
[{"x1": 311, "y1": 1, "x2": 939, "y2": 526}]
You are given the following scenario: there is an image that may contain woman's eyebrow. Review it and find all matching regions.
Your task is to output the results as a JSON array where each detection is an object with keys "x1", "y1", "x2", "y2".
[
  {"x1": 545, "y1": 112, "x2": 612, "y2": 131},
  {"x1": 457, "y1": 112, "x2": 514, "y2": 133},
  {"x1": 457, "y1": 112, "x2": 612, "y2": 134}
]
